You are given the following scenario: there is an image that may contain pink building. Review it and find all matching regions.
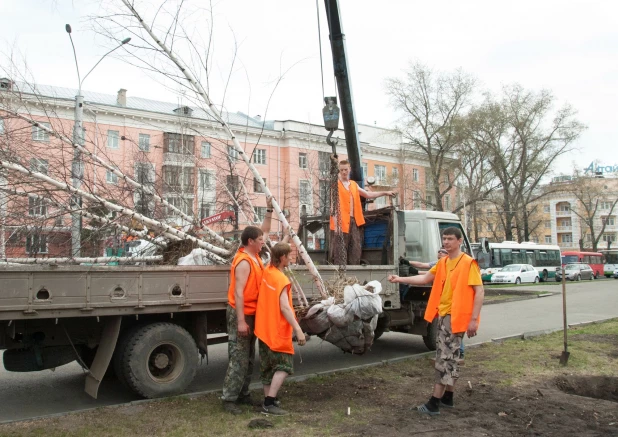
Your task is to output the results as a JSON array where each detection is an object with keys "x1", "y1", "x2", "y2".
[{"x1": 0, "y1": 81, "x2": 452, "y2": 258}]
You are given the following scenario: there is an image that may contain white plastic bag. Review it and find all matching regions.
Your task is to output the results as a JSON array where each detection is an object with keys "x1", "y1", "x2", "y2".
[{"x1": 327, "y1": 303, "x2": 354, "y2": 328}]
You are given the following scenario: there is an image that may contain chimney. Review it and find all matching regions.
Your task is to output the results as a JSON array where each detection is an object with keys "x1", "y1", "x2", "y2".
[{"x1": 117, "y1": 88, "x2": 127, "y2": 107}]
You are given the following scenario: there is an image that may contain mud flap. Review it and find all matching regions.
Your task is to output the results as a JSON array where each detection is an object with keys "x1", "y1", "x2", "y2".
[{"x1": 85, "y1": 316, "x2": 121, "y2": 399}]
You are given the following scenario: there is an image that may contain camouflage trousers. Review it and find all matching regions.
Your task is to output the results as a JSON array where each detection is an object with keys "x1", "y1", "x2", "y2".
[
  {"x1": 221, "y1": 305, "x2": 256, "y2": 402},
  {"x1": 329, "y1": 217, "x2": 363, "y2": 265},
  {"x1": 434, "y1": 315, "x2": 463, "y2": 386}
]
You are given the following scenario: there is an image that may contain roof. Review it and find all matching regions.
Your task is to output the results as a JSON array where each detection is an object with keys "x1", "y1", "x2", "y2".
[{"x1": 13, "y1": 81, "x2": 269, "y2": 130}]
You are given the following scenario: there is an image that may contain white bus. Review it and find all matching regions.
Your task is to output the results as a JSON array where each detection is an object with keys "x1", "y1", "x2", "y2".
[
  {"x1": 474, "y1": 241, "x2": 562, "y2": 282},
  {"x1": 601, "y1": 249, "x2": 618, "y2": 278}
]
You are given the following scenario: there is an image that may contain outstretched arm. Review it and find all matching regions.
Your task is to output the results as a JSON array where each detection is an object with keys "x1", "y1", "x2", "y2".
[
  {"x1": 388, "y1": 272, "x2": 435, "y2": 285},
  {"x1": 358, "y1": 187, "x2": 396, "y2": 200}
]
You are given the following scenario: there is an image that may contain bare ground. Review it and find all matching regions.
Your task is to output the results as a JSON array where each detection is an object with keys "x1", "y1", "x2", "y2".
[{"x1": 1, "y1": 320, "x2": 617, "y2": 437}]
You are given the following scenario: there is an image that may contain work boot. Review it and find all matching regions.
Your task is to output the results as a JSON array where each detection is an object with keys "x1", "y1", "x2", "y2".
[
  {"x1": 223, "y1": 401, "x2": 243, "y2": 415},
  {"x1": 236, "y1": 394, "x2": 255, "y2": 406}
]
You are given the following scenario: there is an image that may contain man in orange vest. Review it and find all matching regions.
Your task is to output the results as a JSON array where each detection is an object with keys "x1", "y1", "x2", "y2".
[
  {"x1": 221, "y1": 204, "x2": 275, "y2": 414},
  {"x1": 255, "y1": 243, "x2": 306, "y2": 416},
  {"x1": 330, "y1": 159, "x2": 396, "y2": 265},
  {"x1": 388, "y1": 227, "x2": 484, "y2": 416}
]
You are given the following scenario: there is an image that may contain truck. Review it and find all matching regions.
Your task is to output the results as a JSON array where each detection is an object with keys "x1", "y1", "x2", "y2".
[{"x1": 0, "y1": 206, "x2": 471, "y2": 399}]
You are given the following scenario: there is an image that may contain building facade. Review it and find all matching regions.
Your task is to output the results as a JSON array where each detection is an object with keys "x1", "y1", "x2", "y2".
[{"x1": 0, "y1": 81, "x2": 450, "y2": 258}]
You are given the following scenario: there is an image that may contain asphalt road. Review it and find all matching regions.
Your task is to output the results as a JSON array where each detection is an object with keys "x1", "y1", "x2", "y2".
[{"x1": 1, "y1": 278, "x2": 616, "y2": 422}]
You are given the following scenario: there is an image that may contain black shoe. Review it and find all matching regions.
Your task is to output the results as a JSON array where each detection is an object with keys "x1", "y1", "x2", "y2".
[
  {"x1": 236, "y1": 394, "x2": 254, "y2": 406},
  {"x1": 223, "y1": 401, "x2": 243, "y2": 415},
  {"x1": 440, "y1": 398, "x2": 454, "y2": 408}
]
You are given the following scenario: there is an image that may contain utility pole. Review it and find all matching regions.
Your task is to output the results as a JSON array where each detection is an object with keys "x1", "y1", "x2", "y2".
[{"x1": 65, "y1": 24, "x2": 130, "y2": 256}]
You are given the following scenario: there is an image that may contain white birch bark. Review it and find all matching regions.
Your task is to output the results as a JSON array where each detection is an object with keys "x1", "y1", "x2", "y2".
[{"x1": 120, "y1": 0, "x2": 328, "y2": 297}]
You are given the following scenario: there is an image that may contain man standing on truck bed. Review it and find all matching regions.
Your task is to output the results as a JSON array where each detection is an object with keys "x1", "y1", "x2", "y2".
[
  {"x1": 255, "y1": 243, "x2": 306, "y2": 416},
  {"x1": 388, "y1": 227, "x2": 484, "y2": 416},
  {"x1": 221, "y1": 201, "x2": 275, "y2": 414},
  {"x1": 330, "y1": 159, "x2": 396, "y2": 265}
]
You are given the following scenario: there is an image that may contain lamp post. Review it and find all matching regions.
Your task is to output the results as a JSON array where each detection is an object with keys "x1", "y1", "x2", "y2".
[{"x1": 65, "y1": 24, "x2": 130, "y2": 256}]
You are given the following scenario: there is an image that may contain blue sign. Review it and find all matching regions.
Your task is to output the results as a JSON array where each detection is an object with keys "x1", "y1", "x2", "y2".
[{"x1": 583, "y1": 162, "x2": 618, "y2": 174}]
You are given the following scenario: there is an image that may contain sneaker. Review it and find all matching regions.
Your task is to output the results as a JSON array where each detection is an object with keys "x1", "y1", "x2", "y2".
[
  {"x1": 223, "y1": 401, "x2": 243, "y2": 415},
  {"x1": 416, "y1": 403, "x2": 440, "y2": 416},
  {"x1": 262, "y1": 403, "x2": 289, "y2": 416},
  {"x1": 440, "y1": 398, "x2": 454, "y2": 408}
]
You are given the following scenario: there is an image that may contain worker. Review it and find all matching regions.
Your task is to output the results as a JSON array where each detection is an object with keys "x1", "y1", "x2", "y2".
[
  {"x1": 329, "y1": 159, "x2": 396, "y2": 265},
  {"x1": 221, "y1": 199, "x2": 275, "y2": 414},
  {"x1": 254, "y1": 243, "x2": 307, "y2": 415},
  {"x1": 388, "y1": 227, "x2": 484, "y2": 415}
]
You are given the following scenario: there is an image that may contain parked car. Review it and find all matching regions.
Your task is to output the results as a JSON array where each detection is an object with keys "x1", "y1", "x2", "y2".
[
  {"x1": 613, "y1": 269, "x2": 618, "y2": 279},
  {"x1": 556, "y1": 263, "x2": 595, "y2": 281},
  {"x1": 491, "y1": 264, "x2": 540, "y2": 284}
]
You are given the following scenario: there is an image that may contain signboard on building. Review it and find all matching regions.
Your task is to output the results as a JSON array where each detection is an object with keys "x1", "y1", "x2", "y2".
[
  {"x1": 200, "y1": 210, "x2": 235, "y2": 226},
  {"x1": 583, "y1": 162, "x2": 618, "y2": 174}
]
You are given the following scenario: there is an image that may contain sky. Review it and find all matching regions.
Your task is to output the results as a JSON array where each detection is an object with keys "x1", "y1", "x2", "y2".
[{"x1": 2, "y1": 0, "x2": 617, "y2": 176}]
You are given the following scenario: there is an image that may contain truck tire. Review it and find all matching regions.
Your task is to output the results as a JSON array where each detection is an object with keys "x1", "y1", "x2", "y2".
[
  {"x1": 113, "y1": 325, "x2": 143, "y2": 389},
  {"x1": 422, "y1": 319, "x2": 438, "y2": 351},
  {"x1": 119, "y1": 322, "x2": 198, "y2": 398},
  {"x1": 3, "y1": 346, "x2": 76, "y2": 372}
]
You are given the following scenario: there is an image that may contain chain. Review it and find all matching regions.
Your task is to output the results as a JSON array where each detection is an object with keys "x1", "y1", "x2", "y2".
[{"x1": 330, "y1": 156, "x2": 347, "y2": 276}]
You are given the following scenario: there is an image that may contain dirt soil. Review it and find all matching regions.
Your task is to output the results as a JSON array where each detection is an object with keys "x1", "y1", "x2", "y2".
[{"x1": 1, "y1": 322, "x2": 617, "y2": 437}]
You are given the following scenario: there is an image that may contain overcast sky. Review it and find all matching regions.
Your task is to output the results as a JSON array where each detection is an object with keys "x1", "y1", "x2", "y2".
[{"x1": 2, "y1": 0, "x2": 617, "y2": 175}]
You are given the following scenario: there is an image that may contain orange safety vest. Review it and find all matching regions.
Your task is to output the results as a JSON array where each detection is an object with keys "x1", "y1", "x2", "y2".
[
  {"x1": 424, "y1": 253, "x2": 481, "y2": 333},
  {"x1": 254, "y1": 265, "x2": 294, "y2": 354},
  {"x1": 227, "y1": 247, "x2": 264, "y2": 316},
  {"x1": 329, "y1": 179, "x2": 366, "y2": 233}
]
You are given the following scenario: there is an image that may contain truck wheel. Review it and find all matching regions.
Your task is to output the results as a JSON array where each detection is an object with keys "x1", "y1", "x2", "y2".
[
  {"x1": 120, "y1": 323, "x2": 198, "y2": 399},
  {"x1": 422, "y1": 319, "x2": 438, "y2": 351},
  {"x1": 113, "y1": 325, "x2": 143, "y2": 389}
]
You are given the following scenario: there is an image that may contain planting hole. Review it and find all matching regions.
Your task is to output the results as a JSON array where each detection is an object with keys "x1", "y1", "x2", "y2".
[{"x1": 555, "y1": 375, "x2": 618, "y2": 403}]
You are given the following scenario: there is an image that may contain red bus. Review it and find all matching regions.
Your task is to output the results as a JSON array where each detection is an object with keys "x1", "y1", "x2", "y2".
[{"x1": 561, "y1": 251, "x2": 604, "y2": 279}]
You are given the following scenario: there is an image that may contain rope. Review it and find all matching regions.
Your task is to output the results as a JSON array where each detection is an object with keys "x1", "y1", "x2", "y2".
[{"x1": 316, "y1": 0, "x2": 325, "y2": 101}]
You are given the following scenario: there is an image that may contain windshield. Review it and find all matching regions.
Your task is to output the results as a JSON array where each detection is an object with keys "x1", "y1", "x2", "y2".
[
  {"x1": 565, "y1": 264, "x2": 580, "y2": 270},
  {"x1": 562, "y1": 255, "x2": 579, "y2": 264},
  {"x1": 501, "y1": 264, "x2": 522, "y2": 272}
]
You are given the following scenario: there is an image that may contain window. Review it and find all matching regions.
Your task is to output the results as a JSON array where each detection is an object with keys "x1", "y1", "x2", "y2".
[
  {"x1": 0, "y1": 118, "x2": 4, "y2": 134},
  {"x1": 444, "y1": 194, "x2": 451, "y2": 211},
  {"x1": 199, "y1": 170, "x2": 212, "y2": 191},
  {"x1": 165, "y1": 196, "x2": 193, "y2": 216},
  {"x1": 318, "y1": 151, "x2": 330, "y2": 176},
  {"x1": 544, "y1": 205, "x2": 550, "y2": 213},
  {"x1": 602, "y1": 234, "x2": 616, "y2": 242},
  {"x1": 201, "y1": 142, "x2": 211, "y2": 158},
  {"x1": 163, "y1": 166, "x2": 195, "y2": 191},
  {"x1": 107, "y1": 130, "x2": 120, "y2": 149},
  {"x1": 299, "y1": 180, "x2": 311, "y2": 204},
  {"x1": 558, "y1": 204, "x2": 570, "y2": 212},
  {"x1": 361, "y1": 162, "x2": 368, "y2": 179},
  {"x1": 138, "y1": 134, "x2": 150, "y2": 152},
  {"x1": 412, "y1": 168, "x2": 419, "y2": 182},
  {"x1": 487, "y1": 223, "x2": 493, "y2": 231},
  {"x1": 164, "y1": 133, "x2": 194, "y2": 154},
  {"x1": 253, "y1": 149, "x2": 266, "y2": 165},
  {"x1": 545, "y1": 220, "x2": 551, "y2": 228},
  {"x1": 299, "y1": 153, "x2": 308, "y2": 169},
  {"x1": 375, "y1": 196, "x2": 386, "y2": 208},
  {"x1": 26, "y1": 234, "x2": 48, "y2": 254},
  {"x1": 226, "y1": 175, "x2": 240, "y2": 192},
  {"x1": 254, "y1": 206, "x2": 267, "y2": 222},
  {"x1": 392, "y1": 167, "x2": 399, "y2": 184},
  {"x1": 530, "y1": 236, "x2": 539, "y2": 243},
  {"x1": 32, "y1": 122, "x2": 51, "y2": 141},
  {"x1": 562, "y1": 234, "x2": 573, "y2": 243},
  {"x1": 413, "y1": 191, "x2": 421, "y2": 209},
  {"x1": 443, "y1": 173, "x2": 449, "y2": 184},
  {"x1": 199, "y1": 203, "x2": 213, "y2": 220},
  {"x1": 602, "y1": 216, "x2": 615, "y2": 226},
  {"x1": 28, "y1": 197, "x2": 47, "y2": 216},
  {"x1": 426, "y1": 194, "x2": 433, "y2": 210},
  {"x1": 319, "y1": 180, "x2": 330, "y2": 214},
  {"x1": 106, "y1": 170, "x2": 118, "y2": 184},
  {"x1": 600, "y1": 201, "x2": 613, "y2": 210},
  {"x1": 135, "y1": 163, "x2": 155, "y2": 187},
  {"x1": 374, "y1": 165, "x2": 386, "y2": 182},
  {"x1": 227, "y1": 146, "x2": 238, "y2": 161},
  {"x1": 254, "y1": 178, "x2": 266, "y2": 193},
  {"x1": 29, "y1": 158, "x2": 48, "y2": 175}
]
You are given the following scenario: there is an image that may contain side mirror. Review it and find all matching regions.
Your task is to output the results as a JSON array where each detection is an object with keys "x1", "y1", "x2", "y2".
[{"x1": 479, "y1": 237, "x2": 489, "y2": 254}]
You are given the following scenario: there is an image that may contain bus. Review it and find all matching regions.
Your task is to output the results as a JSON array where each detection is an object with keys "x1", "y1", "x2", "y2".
[
  {"x1": 561, "y1": 251, "x2": 604, "y2": 279},
  {"x1": 474, "y1": 241, "x2": 561, "y2": 282},
  {"x1": 601, "y1": 249, "x2": 618, "y2": 278}
]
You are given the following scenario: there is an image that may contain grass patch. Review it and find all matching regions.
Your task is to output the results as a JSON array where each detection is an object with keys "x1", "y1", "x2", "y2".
[{"x1": 1, "y1": 320, "x2": 616, "y2": 436}]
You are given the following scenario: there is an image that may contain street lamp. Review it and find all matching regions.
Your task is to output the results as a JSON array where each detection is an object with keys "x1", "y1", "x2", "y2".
[{"x1": 65, "y1": 24, "x2": 130, "y2": 256}]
